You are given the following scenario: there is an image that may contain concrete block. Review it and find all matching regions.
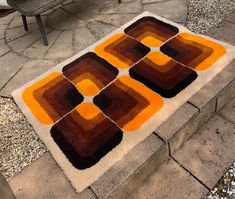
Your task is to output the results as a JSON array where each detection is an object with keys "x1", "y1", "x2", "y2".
[
  {"x1": 9, "y1": 153, "x2": 96, "y2": 199},
  {"x1": 219, "y1": 97, "x2": 235, "y2": 124},
  {"x1": 208, "y1": 21, "x2": 235, "y2": 45},
  {"x1": 173, "y1": 115, "x2": 235, "y2": 189},
  {"x1": 91, "y1": 134, "x2": 168, "y2": 199},
  {"x1": 0, "y1": 52, "x2": 29, "y2": 91},
  {"x1": 110, "y1": 158, "x2": 208, "y2": 199},
  {"x1": 156, "y1": 103, "x2": 198, "y2": 153},
  {"x1": 217, "y1": 80, "x2": 235, "y2": 111}
]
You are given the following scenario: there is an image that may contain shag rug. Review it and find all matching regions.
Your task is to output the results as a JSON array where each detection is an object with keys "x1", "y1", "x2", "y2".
[{"x1": 12, "y1": 12, "x2": 235, "y2": 192}]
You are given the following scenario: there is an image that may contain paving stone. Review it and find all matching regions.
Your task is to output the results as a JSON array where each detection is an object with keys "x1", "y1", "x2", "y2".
[
  {"x1": 0, "y1": 60, "x2": 57, "y2": 96},
  {"x1": 45, "y1": 30, "x2": 74, "y2": 60},
  {"x1": 173, "y1": 115, "x2": 235, "y2": 189},
  {"x1": 86, "y1": 20, "x2": 117, "y2": 40},
  {"x1": 62, "y1": 0, "x2": 73, "y2": 6},
  {"x1": 47, "y1": 8, "x2": 85, "y2": 30},
  {"x1": 208, "y1": 21, "x2": 235, "y2": 45},
  {"x1": 21, "y1": 30, "x2": 61, "y2": 59},
  {"x1": 155, "y1": 103, "x2": 198, "y2": 153},
  {"x1": 0, "y1": 52, "x2": 29, "y2": 91},
  {"x1": 217, "y1": 80, "x2": 235, "y2": 111},
  {"x1": 8, "y1": 25, "x2": 51, "y2": 53},
  {"x1": 6, "y1": 24, "x2": 37, "y2": 42},
  {"x1": 74, "y1": 27, "x2": 97, "y2": 53},
  {"x1": 109, "y1": 158, "x2": 208, "y2": 199},
  {"x1": 0, "y1": 24, "x2": 7, "y2": 39},
  {"x1": 0, "y1": 12, "x2": 17, "y2": 25},
  {"x1": 170, "y1": 99, "x2": 217, "y2": 154},
  {"x1": 8, "y1": 15, "x2": 42, "y2": 29},
  {"x1": 0, "y1": 173, "x2": 15, "y2": 199},
  {"x1": 41, "y1": 8, "x2": 54, "y2": 16},
  {"x1": 9, "y1": 153, "x2": 96, "y2": 199},
  {"x1": 113, "y1": 1, "x2": 143, "y2": 14},
  {"x1": 143, "y1": 0, "x2": 187, "y2": 23},
  {"x1": 142, "y1": 0, "x2": 167, "y2": 3},
  {"x1": 94, "y1": 13, "x2": 138, "y2": 27},
  {"x1": 224, "y1": 11, "x2": 235, "y2": 24},
  {"x1": 0, "y1": 39, "x2": 10, "y2": 57},
  {"x1": 119, "y1": 0, "x2": 136, "y2": 3},
  {"x1": 98, "y1": 0, "x2": 142, "y2": 15},
  {"x1": 63, "y1": 1, "x2": 97, "y2": 22},
  {"x1": 91, "y1": 134, "x2": 168, "y2": 199},
  {"x1": 188, "y1": 59, "x2": 235, "y2": 110},
  {"x1": 219, "y1": 97, "x2": 235, "y2": 124}
]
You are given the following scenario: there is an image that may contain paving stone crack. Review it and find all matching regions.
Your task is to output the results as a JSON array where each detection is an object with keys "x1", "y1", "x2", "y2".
[{"x1": 170, "y1": 156, "x2": 210, "y2": 190}]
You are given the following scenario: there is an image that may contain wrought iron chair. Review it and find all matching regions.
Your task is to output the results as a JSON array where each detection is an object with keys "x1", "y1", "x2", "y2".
[{"x1": 7, "y1": 0, "x2": 122, "y2": 46}]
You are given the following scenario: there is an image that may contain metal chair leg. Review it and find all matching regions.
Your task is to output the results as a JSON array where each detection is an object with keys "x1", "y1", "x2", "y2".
[
  {"x1": 35, "y1": 15, "x2": 48, "y2": 46},
  {"x1": 21, "y1": 15, "x2": 28, "y2": 31}
]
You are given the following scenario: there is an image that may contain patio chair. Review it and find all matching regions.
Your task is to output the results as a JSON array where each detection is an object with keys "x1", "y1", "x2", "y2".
[{"x1": 7, "y1": 0, "x2": 122, "y2": 46}]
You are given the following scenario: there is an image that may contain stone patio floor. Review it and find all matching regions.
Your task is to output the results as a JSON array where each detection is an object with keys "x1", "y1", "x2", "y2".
[{"x1": 0, "y1": 0, "x2": 235, "y2": 198}]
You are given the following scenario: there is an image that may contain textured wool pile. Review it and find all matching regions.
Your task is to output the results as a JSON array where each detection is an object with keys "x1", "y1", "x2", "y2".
[{"x1": 12, "y1": 12, "x2": 235, "y2": 192}]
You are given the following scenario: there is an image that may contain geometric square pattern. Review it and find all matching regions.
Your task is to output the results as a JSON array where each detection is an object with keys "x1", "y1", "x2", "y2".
[
  {"x1": 62, "y1": 52, "x2": 119, "y2": 96},
  {"x1": 125, "y1": 16, "x2": 179, "y2": 47},
  {"x1": 94, "y1": 76, "x2": 164, "y2": 131},
  {"x1": 160, "y1": 33, "x2": 226, "y2": 71},
  {"x1": 14, "y1": 12, "x2": 235, "y2": 193},
  {"x1": 22, "y1": 72, "x2": 84, "y2": 124},
  {"x1": 51, "y1": 102, "x2": 123, "y2": 170},
  {"x1": 130, "y1": 52, "x2": 198, "y2": 98},
  {"x1": 95, "y1": 33, "x2": 150, "y2": 69}
]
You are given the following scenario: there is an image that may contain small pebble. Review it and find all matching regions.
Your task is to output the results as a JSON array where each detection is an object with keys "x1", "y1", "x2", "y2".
[{"x1": 0, "y1": 97, "x2": 47, "y2": 180}]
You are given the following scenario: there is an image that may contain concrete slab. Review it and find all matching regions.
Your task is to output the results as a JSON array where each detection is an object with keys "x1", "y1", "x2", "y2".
[
  {"x1": 45, "y1": 30, "x2": 74, "y2": 60},
  {"x1": 219, "y1": 97, "x2": 235, "y2": 124},
  {"x1": 216, "y1": 79, "x2": 235, "y2": 111},
  {"x1": 155, "y1": 102, "x2": 198, "y2": 153},
  {"x1": 224, "y1": 11, "x2": 235, "y2": 24},
  {"x1": 0, "y1": 52, "x2": 29, "y2": 91},
  {"x1": 9, "y1": 153, "x2": 96, "y2": 199},
  {"x1": 91, "y1": 134, "x2": 168, "y2": 199},
  {"x1": 74, "y1": 27, "x2": 97, "y2": 53},
  {"x1": 21, "y1": 30, "x2": 61, "y2": 59},
  {"x1": 0, "y1": 12, "x2": 17, "y2": 25},
  {"x1": 0, "y1": 39, "x2": 10, "y2": 56},
  {"x1": 86, "y1": 20, "x2": 117, "y2": 40},
  {"x1": 173, "y1": 115, "x2": 235, "y2": 189},
  {"x1": 143, "y1": 0, "x2": 187, "y2": 23},
  {"x1": 109, "y1": 158, "x2": 208, "y2": 199},
  {"x1": 0, "y1": 60, "x2": 57, "y2": 97},
  {"x1": 0, "y1": 24, "x2": 7, "y2": 40},
  {"x1": 188, "y1": 59, "x2": 235, "y2": 111},
  {"x1": 208, "y1": 21, "x2": 235, "y2": 45}
]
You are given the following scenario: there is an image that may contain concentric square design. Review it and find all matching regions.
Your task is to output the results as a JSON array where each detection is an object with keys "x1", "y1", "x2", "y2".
[
  {"x1": 124, "y1": 16, "x2": 179, "y2": 47},
  {"x1": 62, "y1": 52, "x2": 119, "y2": 96},
  {"x1": 94, "y1": 76, "x2": 164, "y2": 131},
  {"x1": 160, "y1": 32, "x2": 226, "y2": 70},
  {"x1": 14, "y1": 12, "x2": 235, "y2": 193},
  {"x1": 23, "y1": 72, "x2": 83, "y2": 124},
  {"x1": 95, "y1": 33, "x2": 150, "y2": 69},
  {"x1": 130, "y1": 52, "x2": 198, "y2": 98},
  {"x1": 51, "y1": 102, "x2": 123, "y2": 170}
]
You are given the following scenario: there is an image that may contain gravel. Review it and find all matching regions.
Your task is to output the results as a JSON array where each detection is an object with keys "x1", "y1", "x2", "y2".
[
  {"x1": 0, "y1": 0, "x2": 235, "y2": 183},
  {"x1": 0, "y1": 97, "x2": 47, "y2": 180},
  {"x1": 186, "y1": 0, "x2": 235, "y2": 34},
  {"x1": 206, "y1": 162, "x2": 235, "y2": 199}
]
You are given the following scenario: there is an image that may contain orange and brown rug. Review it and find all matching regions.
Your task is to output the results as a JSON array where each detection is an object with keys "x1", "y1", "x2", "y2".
[{"x1": 12, "y1": 12, "x2": 235, "y2": 192}]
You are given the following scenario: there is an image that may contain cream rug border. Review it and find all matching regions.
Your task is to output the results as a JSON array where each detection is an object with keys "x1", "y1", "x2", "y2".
[{"x1": 12, "y1": 11, "x2": 235, "y2": 193}]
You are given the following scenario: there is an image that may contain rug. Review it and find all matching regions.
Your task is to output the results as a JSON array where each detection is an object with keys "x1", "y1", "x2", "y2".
[{"x1": 12, "y1": 12, "x2": 235, "y2": 192}]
